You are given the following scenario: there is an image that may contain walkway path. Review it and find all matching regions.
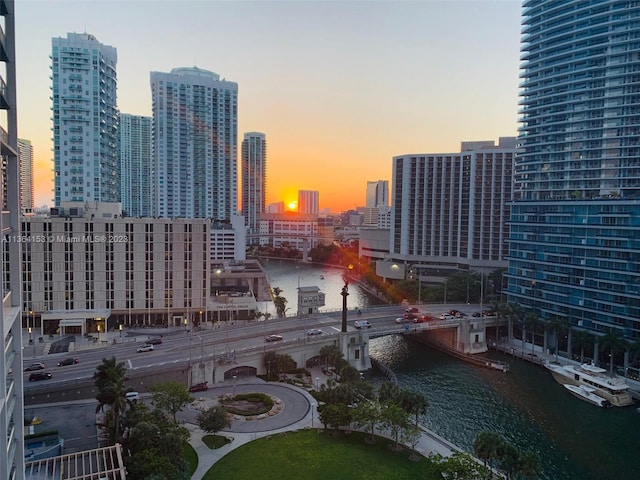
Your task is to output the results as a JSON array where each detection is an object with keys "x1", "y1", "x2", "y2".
[{"x1": 182, "y1": 371, "x2": 458, "y2": 480}]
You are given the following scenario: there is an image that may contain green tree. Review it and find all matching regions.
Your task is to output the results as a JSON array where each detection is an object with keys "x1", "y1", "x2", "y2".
[
  {"x1": 271, "y1": 287, "x2": 289, "y2": 317},
  {"x1": 524, "y1": 312, "x2": 540, "y2": 354},
  {"x1": 319, "y1": 344, "x2": 343, "y2": 370},
  {"x1": 402, "y1": 424, "x2": 422, "y2": 461},
  {"x1": 399, "y1": 390, "x2": 428, "y2": 427},
  {"x1": 377, "y1": 381, "x2": 401, "y2": 405},
  {"x1": 473, "y1": 430, "x2": 503, "y2": 472},
  {"x1": 318, "y1": 403, "x2": 351, "y2": 435},
  {"x1": 149, "y1": 380, "x2": 194, "y2": 422},
  {"x1": 517, "y1": 450, "x2": 542, "y2": 480},
  {"x1": 429, "y1": 452, "x2": 491, "y2": 480},
  {"x1": 196, "y1": 405, "x2": 232, "y2": 441},
  {"x1": 381, "y1": 403, "x2": 409, "y2": 451},
  {"x1": 93, "y1": 356, "x2": 129, "y2": 444},
  {"x1": 508, "y1": 302, "x2": 525, "y2": 347},
  {"x1": 572, "y1": 329, "x2": 594, "y2": 364},
  {"x1": 545, "y1": 317, "x2": 568, "y2": 361},
  {"x1": 599, "y1": 329, "x2": 626, "y2": 375},
  {"x1": 351, "y1": 400, "x2": 382, "y2": 443},
  {"x1": 497, "y1": 442, "x2": 520, "y2": 480}
]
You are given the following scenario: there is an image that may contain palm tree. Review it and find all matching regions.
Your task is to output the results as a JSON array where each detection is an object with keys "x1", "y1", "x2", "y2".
[
  {"x1": 473, "y1": 430, "x2": 502, "y2": 472},
  {"x1": 599, "y1": 329, "x2": 625, "y2": 375},
  {"x1": 572, "y1": 330, "x2": 593, "y2": 364},
  {"x1": 400, "y1": 390, "x2": 429, "y2": 427},
  {"x1": 508, "y1": 302, "x2": 524, "y2": 347},
  {"x1": 524, "y1": 312, "x2": 540, "y2": 355},
  {"x1": 93, "y1": 356, "x2": 129, "y2": 444},
  {"x1": 545, "y1": 317, "x2": 568, "y2": 361},
  {"x1": 517, "y1": 451, "x2": 542, "y2": 480}
]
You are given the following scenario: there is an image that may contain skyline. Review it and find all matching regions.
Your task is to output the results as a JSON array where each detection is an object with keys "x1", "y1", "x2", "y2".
[{"x1": 16, "y1": 0, "x2": 522, "y2": 213}]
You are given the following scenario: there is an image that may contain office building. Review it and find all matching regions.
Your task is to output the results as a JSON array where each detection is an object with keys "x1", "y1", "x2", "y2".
[
  {"x1": 364, "y1": 180, "x2": 389, "y2": 226},
  {"x1": 18, "y1": 138, "x2": 33, "y2": 213},
  {"x1": 22, "y1": 203, "x2": 209, "y2": 334},
  {"x1": 508, "y1": 1, "x2": 640, "y2": 341},
  {"x1": 0, "y1": 2, "x2": 24, "y2": 479},
  {"x1": 51, "y1": 33, "x2": 118, "y2": 206},
  {"x1": 259, "y1": 212, "x2": 318, "y2": 250},
  {"x1": 151, "y1": 67, "x2": 238, "y2": 220},
  {"x1": 241, "y1": 132, "x2": 267, "y2": 239},
  {"x1": 118, "y1": 113, "x2": 152, "y2": 217},
  {"x1": 298, "y1": 190, "x2": 319, "y2": 215},
  {"x1": 389, "y1": 138, "x2": 516, "y2": 281}
]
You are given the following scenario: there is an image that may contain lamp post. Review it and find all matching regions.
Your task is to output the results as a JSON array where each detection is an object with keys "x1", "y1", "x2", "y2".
[
  {"x1": 184, "y1": 317, "x2": 188, "y2": 332},
  {"x1": 315, "y1": 377, "x2": 320, "y2": 391},
  {"x1": 119, "y1": 324, "x2": 123, "y2": 338},
  {"x1": 311, "y1": 402, "x2": 317, "y2": 427},
  {"x1": 199, "y1": 310, "x2": 203, "y2": 328},
  {"x1": 28, "y1": 309, "x2": 33, "y2": 342},
  {"x1": 341, "y1": 264, "x2": 353, "y2": 333},
  {"x1": 408, "y1": 266, "x2": 421, "y2": 304}
]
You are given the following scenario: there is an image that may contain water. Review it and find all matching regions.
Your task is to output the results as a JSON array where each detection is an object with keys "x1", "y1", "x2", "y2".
[
  {"x1": 260, "y1": 259, "x2": 384, "y2": 315},
  {"x1": 263, "y1": 260, "x2": 640, "y2": 480}
]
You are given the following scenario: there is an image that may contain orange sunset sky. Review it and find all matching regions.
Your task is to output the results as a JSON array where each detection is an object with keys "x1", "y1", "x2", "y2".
[{"x1": 16, "y1": 0, "x2": 521, "y2": 213}]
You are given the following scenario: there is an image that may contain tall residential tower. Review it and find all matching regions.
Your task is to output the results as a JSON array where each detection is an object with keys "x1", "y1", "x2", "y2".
[
  {"x1": 298, "y1": 190, "x2": 319, "y2": 215},
  {"x1": 0, "y1": 2, "x2": 24, "y2": 478},
  {"x1": 118, "y1": 113, "x2": 152, "y2": 217},
  {"x1": 51, "y1": 33, "x2": 118, "y2": 206},
  {"x1": 151, "y1": 67, "x2": 238, "y2": 219},
  {"x1": 18, "y1": 138, "x2": 33, "y2": 213},
  {"x1": 508, "y1": 1, "x2": 640, "y2": 342},
  {"x1": 241, "y1": 132, "x2": 266, "y2": 239}
]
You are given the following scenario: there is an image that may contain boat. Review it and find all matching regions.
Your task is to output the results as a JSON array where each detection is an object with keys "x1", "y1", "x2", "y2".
[
  {"x1": 563, "y1": 384, "x2": 610, "y2": 408},
  {"x1": 546, "y1": 362, "x2": 634, "y2": 407}
]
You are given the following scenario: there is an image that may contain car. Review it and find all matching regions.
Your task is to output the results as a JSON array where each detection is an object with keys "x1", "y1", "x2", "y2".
[
  {"x1": 395, "y1": 317, "x2": 410, "y2": 324},
  {"x1": 414, "y1": 315, "x2": 433, "y2": 323},
  {"x1": 405, "y1": 307, "x2": 420, "y2": 313},
  {"x1": 146, "y1": 337, "x2": 163, "y2": 345},
  {"x1": 472, "y1": 312, "x2": 482, "y2": 317},
  {"x1": 136, "y1": 344, "x2": 154, "y2": 353},
  {"x1": 265, "y1": 334, "x2": 284, "y2": 342},
  {"x1": 403, "y1": 312, "x2": 417, "y2": 319},
  {"x1": 448, "y1": 309, "x2": 460, "y2": 316},
  {"x1": 29, "y1": 372, "x2": 52, "y2": 381},
  {"x1": 24, "y1": 362, "x2": 46, "y2": 372},
  {"x1": 439, "y1": 313, "x2": 455, "y2": 320},
  {"x1": 354, "y1": 320, "x2": 372, "y2": 329},
  {"x1": 189, "y1": 382, "x2": 209, "y2": 393},
  {"x1": 306, "y1": 328, "x2": 323, "y2": 336},
  {"x1": 455, "y1": 312, "x2": 467, "y2": 318},
  {"x1": 57, "y1": 357, "x2": 79, "y2": 367},
  {"x1": 126, "y1": 391, "x2": 140, "y2": 401}
]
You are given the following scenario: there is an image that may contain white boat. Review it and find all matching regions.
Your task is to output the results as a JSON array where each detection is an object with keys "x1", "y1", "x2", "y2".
[
  {"x1": 546, "y1": 362, "x2": 634, "y2": 407},
  {"x1": 563, "y1": 384, "x2": 610, "y2": 408}
]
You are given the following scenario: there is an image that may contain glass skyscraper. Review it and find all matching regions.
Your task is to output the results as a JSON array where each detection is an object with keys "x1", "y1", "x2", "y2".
[
  {"x1": 51, "y1": 33, "x2": 118, "y2": 205},
  {"x1": 241, "y1": 132, "x2": 267, "y2": 238},
  {"x1": 118, "y1": 113, "x2": 152, "y2": 217},
  {"x1": 508, "y1": 1, "x2": 640, "y2": 340}
]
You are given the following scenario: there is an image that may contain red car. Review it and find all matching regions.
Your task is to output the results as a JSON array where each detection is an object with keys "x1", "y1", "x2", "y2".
[{"x1": 189, "y1": 382, "x2": 209, "y2": 393}]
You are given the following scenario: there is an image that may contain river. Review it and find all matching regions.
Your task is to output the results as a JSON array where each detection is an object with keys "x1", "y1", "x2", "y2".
[{"x1": 262, "y1": 259, "x2": 640, "y2": 480}]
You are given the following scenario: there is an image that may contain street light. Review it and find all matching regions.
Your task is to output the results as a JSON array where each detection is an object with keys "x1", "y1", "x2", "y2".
[
  {"x1": 119, "y1": 324, "x2": 123, "y2": 338},
  {"x1": 184, "y1": 317, "x2": 188, "y2": 332},
  {"x1": 315, "y1": 376, "x2": 320, "y2": 391},
  {"x1": 28, "y1": 326, "x2": 32, "y2": 343},
  {"x1": 408, "y1": 266, "x2": 421, "y2": 304},
  {"x1": 28, "y1": 309, "x2": 33, "y2": 341},
  {"x1": 340, "y1": 264, "x2": 353, "y2": 333}
]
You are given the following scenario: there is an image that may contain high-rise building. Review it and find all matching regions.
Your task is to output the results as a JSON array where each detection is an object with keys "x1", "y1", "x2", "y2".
[
  {"x1": 298, "y1": 190, "x2": 319, "y2": 215},
  {"x1": 364, "y1": 180, "x2": 389, "y2": 226},
  {"x1": 241, "y1": 132, "x2": 266, "y2": 239},
  {"x1": 508, "y1": 1, "x2": 640, "y2": 342},
  {"x1": 151, "y1": 67, "x2": 238, "y2": 219},
  {"x1": 390, "y1": 138, "x2": 516, "y2": 279},
  {"x1": 51, "y1": 33, "x2": 118, "y2": 206},
  {"x1": 18, "y1": 138, "x2": 34, "y2": 213},
  {"x1": 118, "y1": 113, "x2": 152, "y2": 217},
  {"x1": 0, "y1": 2, "x2": 24, "y2": 479}
]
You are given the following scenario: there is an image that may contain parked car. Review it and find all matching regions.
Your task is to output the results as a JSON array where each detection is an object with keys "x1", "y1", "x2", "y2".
[
  {"x1": 126, "y1": 391, "x2": 140, "y2": 401},
  {"x1": 189, "y1": 382, "x2": 209, "y2": 393},
  {"x1": 29, "y1": 372, "x2": 52, "y2": 381},
  {"x1": 146, "y1": 337, "x2": 163, "y2": 345},
  {"x1": 306, "y1": 328, "x2": 323, "y2": 336},
  {"x1": 405, "y1": 307, "x2": 420, "y2": 313},
  {"x1": 354, "y1": 320, "x2": 372, "y2": 329},
  {"x1": 57, "y1": 357, "x2": 79, "y2": 367},
  {"x1": 136, "y1": 344, "x2": 154, "y2": 353},
  {"x1": 265, "y1": 334, "x2": 284, "y2": 342},
  {"x1": 24, "y1": 362, "x2": 46, "y2": 372}
]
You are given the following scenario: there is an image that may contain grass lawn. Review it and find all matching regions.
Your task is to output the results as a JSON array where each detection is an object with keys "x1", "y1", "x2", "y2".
[
  {"x1": 203, "y1": 429, "x2": 439, "y2": 480},
  {"x1": 183, "y1": 442, "x2": 198, "y2": 476}
]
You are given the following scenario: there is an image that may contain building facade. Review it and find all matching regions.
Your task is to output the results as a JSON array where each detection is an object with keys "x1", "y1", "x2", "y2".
[
  {"x1": 508, "y1": 1, "x2": 640, "y2": 340},
  {"x1": 118, "y1": 113, "x2": 152, "y2": 217},
  {"x1": 390, "y1": 138, "x2": 516, "y2": 281},
  {"x1": 259, "y1": 212, "x2": 318, "y2": 250},
  {"x1": 298, "y1": 190, "x2": 319, "y2": 215},
  {"x1": 0, "y1": 2, "x2": 24, "y2": 479},
  {"x1": 364, "y1": 180, "x2": 389, "y2": 227},
  {"x1": 241, "y1": 132, "x2": 266, "y2": 238},
  {"x1": 51, "y1": 33, "x2": 118, "y2": 206},
  {"x1": 151, "y1": 67, "x2": 238, "y2": 220},
  {"x1": 22, "y1": 205, "x2": 209, "y2": 334},
  {"x1": 18, "y1": 138, "x2": 33, "y2": 213}
]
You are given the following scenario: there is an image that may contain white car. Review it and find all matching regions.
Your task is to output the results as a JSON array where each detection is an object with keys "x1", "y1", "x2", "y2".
[
  {"x1": 395, "y1": 317, "x2": 409, "y2": 324},
  {"x1": 439, "y1": 314, "x2": 455, "y2": 320},
  {"x1": 306, "y1": 328, "x2": 323, "y2": 336},
  {"x1": 136, "y1": 344, "x2": 154, "y2": 353},
  {"x1": 354, "y1": 320, "x2": 371, "y2": 329}
]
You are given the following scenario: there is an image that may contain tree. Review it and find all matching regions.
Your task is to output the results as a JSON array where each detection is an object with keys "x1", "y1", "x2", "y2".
[
  {"x1": 149, "y1": 380, "x2": 194, "y2": 422},
  {"x1": 93, "y1": 356, "x2": 129, "y2": 444},
  {"x1": 509, "y1": 302, "x2": 525, "y2": 346},
  {"x1": 497, "y1": 442, "x2": 520, "y2": 480},
  {"x1": 196, "y1": 405, "x2": 232, "y2": 441},
  {"x1": 381, "y1": 404, "x2": 409, "y2": 451},
  {"x1": 572, "y1": 330, "x2": 593, "y2": 364},
  {"x1": 319, "y1": 344, "x2": 343, "y2": 370},
  {"x1": 271, "y1": 287, "x2": 289, "y2": 317},
  {"x1": 473, "y1": 430, "x2": 502, "y2": 472},
  {"x1": 517, "y1": 450, "x2": 541, "y2": 480},
  {"x1": 402, "y1": 424, "x2": 422, "y2": 461},
  {"x1": 599, "y1": 329, "x2": 625, "y2": 375},
  {"x1": 545, "y1": 317, "x2": 568, "y2": 361},
  {"x1": 429, "y1": 452, "x2": 491, "y2": 480},
  {"x1": 524, "y1": 312, "x2": 540, "y2": 354},
  {"x1": 378, "y1": 381, "x2": 401, "y2": 405},
  {"x1": 351, "y1": 400, "x2": 382, "y2": 443},
  {"x1": 318, "y1": 403, "x2": 350, "y2": 435},
  {"x1": 399, "y1": 390, "x2": 428, "y2": 427}
]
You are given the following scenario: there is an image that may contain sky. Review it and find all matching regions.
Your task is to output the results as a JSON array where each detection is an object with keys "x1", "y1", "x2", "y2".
[{"x1": 16, "y1": 0, "x2": 522, "y2": 213}]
